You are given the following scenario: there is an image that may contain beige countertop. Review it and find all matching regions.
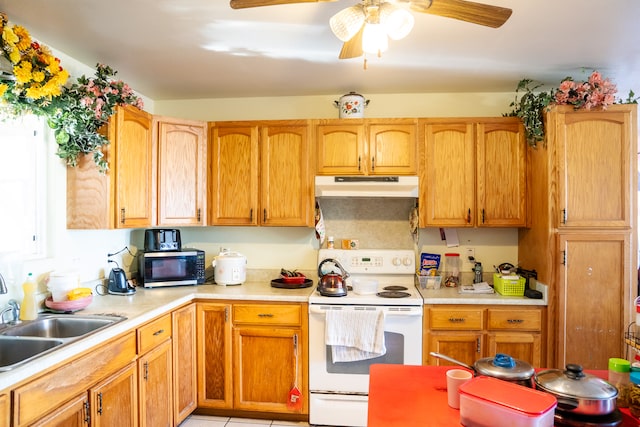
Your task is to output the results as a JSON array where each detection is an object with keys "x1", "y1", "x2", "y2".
[
  {"x1": 0, "y1": 281, "x2": 316, "y2": 390},
  {"x1": 418, "y1": 280, "x2": 548, "y2": 306}
]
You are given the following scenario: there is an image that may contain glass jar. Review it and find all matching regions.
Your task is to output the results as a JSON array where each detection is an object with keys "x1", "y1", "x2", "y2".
[
  {"x1": 629, "y1": 371, "x2": 640, "y2": 417},
  {"x1": 609, "y1": 357, "x2": 631, "y2": 407}
]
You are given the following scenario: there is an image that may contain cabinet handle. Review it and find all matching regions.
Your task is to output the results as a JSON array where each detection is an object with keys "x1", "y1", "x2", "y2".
[
  {"x1": 120, "y1": 208, "x2": 125, "y2": 224},
  {"x1": 561, "y1": 250, "x2": 567, "y2": 266},
  {"x1": 144, "y1": 361, "x2": 149, "y2": 381},
  {"x1": 371, "y1": 157, "x2": 375, "y2": 171},
  {"x1": 97, "y1": 392, "x2": 103, "y2": 415},
  {"x1": 83, "y1": 400, "x2": 90, "y2": 424},
  {"x1": 249, "y1": 208, "x2": 253, "y2": 222},
  {"x1": 224, "y1": 306, "x2": 229, "y2": 323},
  {"x1": 448, "y1": 317, "x2": 465, "y2": 323},
  {"x1": 561, "y1": 209, "x2": 567, "y2": 224},
  {"x1": 358, "y1": 156, "x2": 361, "y2": 171},
  {"x1": 481, "y1": 209, "x2": 485, "y2": 223},
  {"x1": 263, "y1": 209, "x2": 267, "y2": 222},
  {"x1": 258, "y1": 313, "x2": 274, "y2": 318},
  {"x1": 507, "y1": 319, "x2": 524, "y2": 324},
  {"x1": 153, "y1": 328, "x2": 165, "y2": 336},
  {"x1": 197, "y1": 208, "x2": 201, "y2": 222},
  {"x1": 476, "y1": 338, "x2": 481, "y2": 353},
  {"x1": 466, "y1": 208, "x2": 471, "y2": 223}
]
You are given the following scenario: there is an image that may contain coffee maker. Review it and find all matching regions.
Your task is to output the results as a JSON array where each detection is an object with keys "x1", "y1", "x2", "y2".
[{"x1": 108, "y1": 265, "x2": 136, "y2": 295}]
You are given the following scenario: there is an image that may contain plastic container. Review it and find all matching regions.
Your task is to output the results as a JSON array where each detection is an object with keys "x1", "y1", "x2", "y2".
[
  {"x1": 459, "y1": 376, "x2": 557, "y2": 427},
  {"x1": 351, "y1": 279, "x2": 378, "y2": 295},
  {"x1": 629, "y1": 372, "x2": 640, "y2": 418},
  {"x1": 20, "y1": 273, "x2": 39, "y2": 321},
  {"x1": 47, "y1": 270, "x2": 80, "y2": 302},
  {"x1": 443, "y1": 253, "x2": 460, "y2": 287},
  {"x1": 417, "y1": 274, "x2": 442, "y2": 290},
  {"x1": 327, "y1": 236, "x2": 335, "y2": 249},
  {"x1": 609, "y1": 357, "x2": 631, "y2": 408},
  {"x1": 493, "y1": 273, "x2": 526, "y2": 296}
]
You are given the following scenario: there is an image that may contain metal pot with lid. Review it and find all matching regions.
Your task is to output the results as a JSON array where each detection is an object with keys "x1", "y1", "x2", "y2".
[
  {"x1": 430, "y1": 352, "x2": 535, "y2": 387},
  {"x1": 534, "y1": 364, "x2": 618, "y2": 416}
]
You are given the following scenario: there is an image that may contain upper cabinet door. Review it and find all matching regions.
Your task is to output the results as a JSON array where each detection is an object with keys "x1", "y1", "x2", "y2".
[
  {"x1": 367, "y1": 120, "x2": 418, "y2": 175},
  {"x1": 476, "y1": 120, "x2": 527, "y2": 227},
  {"x1": 208, "y1": 124, "x2": 260, "y2": 226},
  {"x1": 112, "y1": 105, "x2": 155, "y2": 228},
  {"x1": 316, "y1": 120, "x2": 366, "y2": 175},
  {"x1": 421, "y1": 121, "x2": 475, "y2": 227},
  {"x1": 260, "y1": 122, "x2": 312, "y2": 227},
  {"x1": 156, "y1": 118, "x2": 207, "y2": 226},
  {"x1": 552, "y1": 105, "x2": 636, "y2": 228}
]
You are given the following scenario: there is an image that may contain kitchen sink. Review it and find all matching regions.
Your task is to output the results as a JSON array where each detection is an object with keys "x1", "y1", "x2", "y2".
[
  {"x1": 0, "y1": 314, "x2": 126, "y2": 371},
  {"x1": 1, "y1": 315, "x2": 123, "y2": 339},
  {"x1": 0, "y1": 336, "x2": 64, "y2": 371}
]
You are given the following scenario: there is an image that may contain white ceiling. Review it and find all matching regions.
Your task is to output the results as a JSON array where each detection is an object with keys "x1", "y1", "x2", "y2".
[{"x1": 1, "y1": 0, "x2": 639, "y2": 101}]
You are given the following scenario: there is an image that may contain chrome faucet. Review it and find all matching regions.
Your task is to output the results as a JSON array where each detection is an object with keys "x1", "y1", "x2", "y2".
[
  {"x1": 0, "y1": 299, "x2": 20, "y2": 325},
  {"x1": 0, "y1": 272, "x2": 6, "y2": 294}
]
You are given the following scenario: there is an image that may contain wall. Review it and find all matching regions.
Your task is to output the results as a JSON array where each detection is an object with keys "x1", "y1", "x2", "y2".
[{"x1": 0, "y1": 45, "x2": 521, "y2": 310}]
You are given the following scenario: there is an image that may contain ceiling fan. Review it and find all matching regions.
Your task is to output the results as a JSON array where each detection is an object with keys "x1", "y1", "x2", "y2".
[{"x1": 229, "y1": 0, "x2": 512, "y2": 59}]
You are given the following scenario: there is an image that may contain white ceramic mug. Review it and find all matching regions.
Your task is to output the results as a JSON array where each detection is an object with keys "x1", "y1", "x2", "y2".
[{"x1": 446, "y1": 369, "x2": 473, "y2": 409}]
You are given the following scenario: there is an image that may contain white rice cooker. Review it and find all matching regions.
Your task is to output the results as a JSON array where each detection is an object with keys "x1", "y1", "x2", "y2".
[{"x1": 212, "y1": 249, "x2": 247, "y2": 285}]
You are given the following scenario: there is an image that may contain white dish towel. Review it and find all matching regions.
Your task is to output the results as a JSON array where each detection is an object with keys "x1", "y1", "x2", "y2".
[{"x1": 325, "y1": 309, "x2": 386, "y2": 362}]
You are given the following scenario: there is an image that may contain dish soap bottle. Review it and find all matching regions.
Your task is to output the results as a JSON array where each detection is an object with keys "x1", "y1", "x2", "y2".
[{"x1": 20, "y1": 273, "x2": 38, "y2": 321}]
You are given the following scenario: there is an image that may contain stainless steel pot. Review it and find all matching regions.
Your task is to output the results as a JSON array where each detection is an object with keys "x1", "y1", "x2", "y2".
[
  {"x1": 430, "y1": 351, "x2": 535, "y2": 387},
  {"x1": 534, "y1": 364, "x2": 618, "y2": 416},
  {"x1": 317, "y1": 258, "x2": 350, "y2": 297}
]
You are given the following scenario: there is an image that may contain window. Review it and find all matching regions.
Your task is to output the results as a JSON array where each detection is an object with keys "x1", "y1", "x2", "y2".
[{"x1": 0, "y1": 114, "x2": 47, "y2": 256}]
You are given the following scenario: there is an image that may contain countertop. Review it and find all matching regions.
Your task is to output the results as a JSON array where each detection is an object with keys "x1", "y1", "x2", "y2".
[
  {"x1": 368, "y1": 365, "x2": 638, "y2": 427},
  {"x1": 0, "y1": 278, "x2": 547, "y2": 390},
  {"x1": 0, "y1": 281, "x2": 315, "y2": 389}
]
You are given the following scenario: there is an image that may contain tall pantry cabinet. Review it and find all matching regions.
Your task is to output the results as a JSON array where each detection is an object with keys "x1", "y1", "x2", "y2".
[{"x1": 518, "y1": 104, "x2": 637, "y2": 370}]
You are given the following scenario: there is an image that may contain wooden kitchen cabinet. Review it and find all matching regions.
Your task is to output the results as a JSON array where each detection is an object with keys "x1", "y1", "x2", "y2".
[
  {"x1": 90, "y1": 362, "x2": 138, "y2": 427},
  {"x1": 196, "y1": 302, "x2": 233, "y2": 409},
  {"x1": 0, "y1": 391, "x2": 10, "y2": 427},
  {"x1": 424, "y1": 305, "x2": 544, "y2": 368},
  {"x1": 419, "y1": 117, "x2": 526, "y2": 227},
  {"x1": 196, "y1": 301, "x2": 308, "y2": 417},
  {"x1": 67, "y1": 105, "x2": 155, "y2": 229},
  {"x1": 12, "y1": 332, "x2": 137, "y2": 426},
  {"x1": 155, "y1": 116, "x2": 207, "y2": 226},
  {"x1": 315, "y1": 118, "x2": 417, "y2": 175},
  {"x1": 137, "y1": 314, "x2": 173, "y2": 427},
  {"x1": 172, "y1": 304, "x2": 198, "y2": 425},
  {"x1": 208, "y1": 120, "x2": 313, "y2": 226},
  {"x1": 518, "y1": 104, "x2": 637, "y2": 369},
  {"x1": 30, "y1": 393, "x2": 88, "y2": 427}
]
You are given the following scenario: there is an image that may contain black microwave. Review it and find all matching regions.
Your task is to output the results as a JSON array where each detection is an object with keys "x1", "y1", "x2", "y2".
[{"x1": 137, "y1": 248, "x2": 205, "y2": 288}]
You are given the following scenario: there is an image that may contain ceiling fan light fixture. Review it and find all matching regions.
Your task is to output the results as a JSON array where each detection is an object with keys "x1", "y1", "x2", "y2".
[
  {"x1": 330, "y1": 5, "x2": 366, "y2": 42},
  {"x1": 362, "y1": 23, "x2": 388, "y2": 55},
  {"x1": 379, "y1": 3, "x2": 414, "y2": 40}
]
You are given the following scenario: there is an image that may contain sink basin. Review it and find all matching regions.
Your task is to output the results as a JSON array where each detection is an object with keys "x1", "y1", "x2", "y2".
[
  {"x1": 1, "y1": 315, "x2": 124, "y2": 339},
  {"x1": 0, "y1": 336, "x2": 64, "y2": 371}
]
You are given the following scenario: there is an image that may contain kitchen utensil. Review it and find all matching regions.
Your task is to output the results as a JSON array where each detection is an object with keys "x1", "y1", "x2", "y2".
[
  {"x1": 317, "y1": 258, "x2": 350, "y2": 297},
  {"x1": 334, "y1": 92, "x2": 369, "y2": 118},
  {"x1": 534, "y1": 364, "x2": 618, "y2": 416},
  {"x1": 107, "y1": 268, "x2": 135, "y2": 295},
  {"x1": 430, "y1": 351, "x2": 535, "y2": 387},
  {"x1": 144, "y1": 228, "x2": 181, "y2": 252},
  {"x1": 212, "y1": 249, "x2": 247, "y2": 285},
  {"x1": 287, "y1": 334, "x2": 302, "y2": 411}
]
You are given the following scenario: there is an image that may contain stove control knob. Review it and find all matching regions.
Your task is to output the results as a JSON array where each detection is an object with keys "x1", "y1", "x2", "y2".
[
  {"x1": 392, "y1": 257, "x2": 401, "y2": 266},
  {"x1": 402, "y1": 257, "x2": 412, "y2": 267}
]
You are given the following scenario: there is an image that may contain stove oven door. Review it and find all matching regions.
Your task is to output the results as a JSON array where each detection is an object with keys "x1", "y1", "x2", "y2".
[{"x1": 308, "y1": 304, "x2": 423, "y2": 393}]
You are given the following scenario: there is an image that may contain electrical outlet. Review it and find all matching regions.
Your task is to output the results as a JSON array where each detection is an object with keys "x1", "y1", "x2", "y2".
[{"x1": 466, "y1": 248, "x2": 475, "y2": 263}]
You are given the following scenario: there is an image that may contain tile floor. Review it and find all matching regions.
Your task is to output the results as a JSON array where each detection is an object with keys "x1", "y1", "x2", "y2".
[{"x1": 179, "y1": 415, "x2": 311, "y2": 427}]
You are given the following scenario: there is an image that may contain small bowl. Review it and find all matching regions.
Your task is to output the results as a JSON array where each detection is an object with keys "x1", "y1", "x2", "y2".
[{"x1": 280, "y1": 275, "x2": 307, "y2": 284}]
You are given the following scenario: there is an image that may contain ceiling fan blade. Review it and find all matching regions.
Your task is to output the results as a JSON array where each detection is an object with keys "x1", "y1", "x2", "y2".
[
  {"x1": 410, "y1": 0, "x2": 512, "y2": 28},
  {"x1": 338, "y1": 24, "x2": 365, "y2": 59},
  {"x1": 230, "y1": 0, "x2": 335, "y2": 9}
]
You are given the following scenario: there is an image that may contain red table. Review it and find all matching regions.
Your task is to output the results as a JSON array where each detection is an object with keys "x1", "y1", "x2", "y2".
[{"x1": 367, "y1": 364, "x2": 640, "y2": 427}]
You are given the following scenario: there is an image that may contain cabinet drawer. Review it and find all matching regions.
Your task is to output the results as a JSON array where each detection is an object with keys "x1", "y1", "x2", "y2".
[
  {"x1": 138, "y1": 314, "x2": 172, "y2": 354},
  {"x1": 429, "y1": 308, "x2": 483, "y2": 330},
  {"x1": 487, "y1": 309, "x2": 542, "y2": 331},
  {"x1": 233, "y1": 304, "x2": 301, "y2": 326}
]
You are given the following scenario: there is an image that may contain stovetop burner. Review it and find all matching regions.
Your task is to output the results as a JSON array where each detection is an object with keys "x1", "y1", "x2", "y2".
[
  {"x1": 376, "y1": 291, "x2": 411, "y2": 298},
  {"x1": 553, "y1": 409, "x2": 622, "y2": 427},
  {"x1": 383, "y1": 285, "x2": 408, "y2": 291}
]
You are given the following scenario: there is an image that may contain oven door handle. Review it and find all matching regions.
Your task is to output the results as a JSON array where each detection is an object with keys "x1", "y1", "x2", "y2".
[{"x1": 309, "y1": 306, "x2": 422, "y2": 317}]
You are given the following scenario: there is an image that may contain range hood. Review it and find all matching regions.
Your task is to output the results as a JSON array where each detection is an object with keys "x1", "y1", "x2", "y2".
[{"x1": 315, "y1": 176, "x2": 419, "y2": 198}]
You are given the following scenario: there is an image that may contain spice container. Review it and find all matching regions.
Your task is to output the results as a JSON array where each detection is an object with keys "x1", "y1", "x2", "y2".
[
  {"x1": 609, "y1": 357, "x2": 631, "y2": 407},
  {"x1": 629, "y1": 371, "x2": 640, "y2": 417}
]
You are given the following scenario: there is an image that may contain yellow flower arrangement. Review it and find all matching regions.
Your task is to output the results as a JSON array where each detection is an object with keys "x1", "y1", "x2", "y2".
[{"x1": 0, "y1": 12, "x2": 69, "y2": 110}]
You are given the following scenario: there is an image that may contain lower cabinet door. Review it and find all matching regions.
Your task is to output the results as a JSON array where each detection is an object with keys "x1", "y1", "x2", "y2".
[
  {"x1": 138, "y1": 339, "x2": 173, "y2": 427},
  {"x1": 427, "y1": 332, "x2": 483, "y2": 366},
  {"x1": 91, "y1": 362, "x2": 138, "y2": 427},
  {"x1": 487, "y1": 332, "x2": 541, "y2": 367},
  {"x1": 30, "y1": 394, "x2": 88, "y2": 427}
]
